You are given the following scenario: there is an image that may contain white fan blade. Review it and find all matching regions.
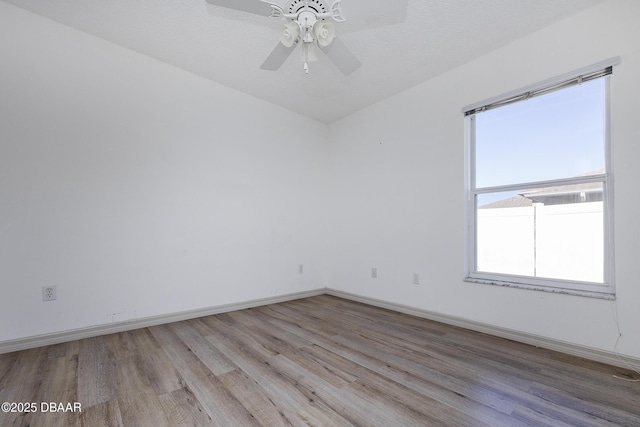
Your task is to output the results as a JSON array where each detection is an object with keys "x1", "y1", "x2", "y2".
[
  {"x1": 261, "y1": 42, "x2": 297, "y2": 71},
  {"x1": 320, "y1": 37, "x2": 361, "y2": 75},
  {"x1": 340, "y1": 0, "x2": 408, "y2": 24},
  {"x1": 205, "y1": 0, "x2": 272, "y2": 16}
]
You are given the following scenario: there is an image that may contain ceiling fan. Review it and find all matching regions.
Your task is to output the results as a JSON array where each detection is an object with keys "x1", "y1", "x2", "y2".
[{"x1": 205, "y1": 0, "x2": 405, "y2": 75}]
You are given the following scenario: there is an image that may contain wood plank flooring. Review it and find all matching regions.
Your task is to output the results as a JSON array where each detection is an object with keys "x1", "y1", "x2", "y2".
[{"x1": 1, "y1": 295, "x2": 639, "y2": 426}]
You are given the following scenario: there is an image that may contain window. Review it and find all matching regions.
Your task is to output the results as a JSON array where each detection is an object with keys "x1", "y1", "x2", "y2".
[{"x1": 464, "y1": 59, "x2": 618, "y2": 298}]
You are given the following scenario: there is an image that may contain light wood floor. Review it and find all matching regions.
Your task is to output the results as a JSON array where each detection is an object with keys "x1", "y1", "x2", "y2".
[{"x1": 1, "y1": 295, "x2": 639, "y2": 426}]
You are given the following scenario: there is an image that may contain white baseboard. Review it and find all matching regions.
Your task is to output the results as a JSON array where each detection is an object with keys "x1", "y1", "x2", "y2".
[
  {"x1": 0, "y1": 289, "x2": 325, "y2": 354},
  {"x1": 326, "y1": 288, "x2": 640, "y2": 371},
  {"x1": 3, "y1": 287, "x2": 639, "y2": 372}
]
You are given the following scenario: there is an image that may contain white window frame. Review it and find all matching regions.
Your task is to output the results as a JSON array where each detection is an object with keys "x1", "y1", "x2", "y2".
[{"x1": 463, "y1": 58, "x2": 619, "y2": 299}]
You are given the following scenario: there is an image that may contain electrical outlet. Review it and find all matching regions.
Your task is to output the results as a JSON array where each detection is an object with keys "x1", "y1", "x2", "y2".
[
  {"x1": 298, "y1": 264, "x2": 304, "y2": 274},
  {"x1": 371, "y1": 267, "x2": 377, "y2": 279},
  {"x1": 412, "y1": 273, "x2": 420, "y2": 285},
  {"x1": 42, "y1": 286, "x2": 57, "y2": 301}
]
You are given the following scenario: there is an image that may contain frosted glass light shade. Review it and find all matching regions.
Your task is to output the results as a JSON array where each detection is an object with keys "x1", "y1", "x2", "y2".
[
  {"x1": 280, "y1": 22, "x2": 300, "y2": 47},
  {"x1": 301, "y1": 42, "x2": 318, "y2": 62},
  {"x1": 313, "y1": 21, "x2": 335, "y2": 47}
]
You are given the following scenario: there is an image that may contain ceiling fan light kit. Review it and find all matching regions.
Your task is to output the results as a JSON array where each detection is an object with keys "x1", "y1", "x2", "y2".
[
  {"x1": 280, "y1": 21, "x2": 300, "y2": 47},
  {"x1": 314, "y1": 22, "x2": 336, "y2": 47},
  {"x1": 206, "y1": 0, "x2": 363, "y2": 75}
]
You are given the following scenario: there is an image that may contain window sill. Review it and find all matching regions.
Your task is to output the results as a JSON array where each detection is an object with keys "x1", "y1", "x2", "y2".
[{"x1": 464, "y1": 277, "x2": 615, "y2": 300}]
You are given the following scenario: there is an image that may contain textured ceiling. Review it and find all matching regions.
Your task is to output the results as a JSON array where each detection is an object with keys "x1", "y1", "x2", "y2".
[{"x1": 3, "y1": 0, "x2": 603, "y2": 123}]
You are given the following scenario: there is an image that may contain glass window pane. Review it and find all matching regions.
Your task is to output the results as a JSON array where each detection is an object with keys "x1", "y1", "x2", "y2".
[
  {"x1": 477, "y1": 191, "x2": 535, "y2": 277},
  {"x1": 476, "y1": 182, "x2": 604, "y2": 283},
  {"x1": 475, "y1": 79, "x2": 605, "y2": 188},
  {"x1": 535, "y1": 199, "x2": 603, "y2": 283}
]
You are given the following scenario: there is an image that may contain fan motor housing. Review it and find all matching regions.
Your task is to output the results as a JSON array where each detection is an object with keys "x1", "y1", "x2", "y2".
[
  {"x1": 288, "y1": 0, "x2": 327, "y2": 15},
  {"x1": 297, "y1": 11, "x2": 318, "y2": 28}
]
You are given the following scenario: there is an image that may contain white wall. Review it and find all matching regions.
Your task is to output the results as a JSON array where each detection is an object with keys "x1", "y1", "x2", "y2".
[
  {"x1": 328, "y1": 0, "x2": 640, "y2": 360},
  {"x1": 0, "y1": 2, "x2": 330, "y2": 342}
]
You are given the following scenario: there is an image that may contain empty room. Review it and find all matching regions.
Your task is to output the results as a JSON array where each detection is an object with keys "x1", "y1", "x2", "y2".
[{"x1": 1, "y1": 0, "x2": 639, "y2": 425}]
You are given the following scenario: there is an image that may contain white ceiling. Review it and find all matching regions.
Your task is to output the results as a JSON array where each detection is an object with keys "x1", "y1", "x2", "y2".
[{"x1": 3, "y1": 0, "x2": 603, "y2": 124}]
